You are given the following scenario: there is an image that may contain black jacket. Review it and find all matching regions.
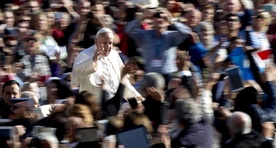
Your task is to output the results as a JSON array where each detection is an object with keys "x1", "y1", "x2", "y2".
[
  {"x1": 170, "y1": 123, "x2": 213, "y2": 148},
  {"x1": 222, "y1": 131, "x2": 273, "y2": 148}
]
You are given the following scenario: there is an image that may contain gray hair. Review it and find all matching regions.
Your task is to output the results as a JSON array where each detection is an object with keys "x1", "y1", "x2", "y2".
[
  {"x1": 138, "y1": 72, "x2": 165, "y2": 97},
  {"x1": 227, "y1": 111, "x2": 252, "y2": 135},
  {"x1": 174, "y1": 98, "x2": 202, "y2": 125}
]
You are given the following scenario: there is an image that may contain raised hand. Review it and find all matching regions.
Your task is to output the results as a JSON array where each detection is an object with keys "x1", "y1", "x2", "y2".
[
  {"x1": 146, "y1": 87, "x2": 164, "y2": 101},
  {"x1": 121, "y1": 60, "x2": 138, "y2": 78},
  {"x1": 260, "y1": 63, "x2": 276, "y2": 83},
  {"x1": 93, "y1": 44, "x2": 105, "y2": 62},
  {"x1": 176, "y1": 50, "x2": 191, "y2": 71}
]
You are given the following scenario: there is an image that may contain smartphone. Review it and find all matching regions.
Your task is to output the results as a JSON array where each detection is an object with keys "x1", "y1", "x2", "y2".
[
  {"x1": 55, "y1": 99, "x2": 66, "y2": 104},
  {"x1": 75, "y1": 127, "x2": 98, "y2": 143},
  {"x1": 10, "y1": 98, "x2": 34, "y2": 111},
  {"x1": 225, "y1": 67, "x2": 244, "y2": 92},
  {"x1": 0, "y1": 126, "x2": 15, "y2": 140}
]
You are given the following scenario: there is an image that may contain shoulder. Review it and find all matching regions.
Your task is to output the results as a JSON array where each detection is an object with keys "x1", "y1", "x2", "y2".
[{"x1": 78, "y1": 46, "x2": 96, "y2": 57}]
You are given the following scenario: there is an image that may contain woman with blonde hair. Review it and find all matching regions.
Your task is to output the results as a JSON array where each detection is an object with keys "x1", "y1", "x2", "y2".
[
  {"x1": 69, "y1": 104, "x2": 94, "y2": 127},
  {"x1": 75, "y1": 91, "x2": 101, "y2": 120}
]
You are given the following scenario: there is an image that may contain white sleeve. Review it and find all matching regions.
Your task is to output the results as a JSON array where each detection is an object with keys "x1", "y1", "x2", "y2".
[{"x1": 71, "y1": 49, "x2": 97, "y2": 85}]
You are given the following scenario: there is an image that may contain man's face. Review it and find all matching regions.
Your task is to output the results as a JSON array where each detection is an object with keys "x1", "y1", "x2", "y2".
[
  {"x1": 227, "y1": 16, "x2": 241, "y2": 30},
  {"x1": 186, "y1": 11, "x2": 201, "y2": 28},
  {"x1": 91, "y1": 4, "x2": 104, "y2": 16},
  {"x1": 153, "y1": 12, "x2": 169, "y2": 31},
  {"x1": 3, "y1": 84, "x2": 21, "y2": 106},
  {"x1": 4, "y1": 12, "x2": 14, "y2": 28},
  {"x1": 95, "y1": 33, "x2": 114, "y2": 57},
  {"x1": 78, "y1": 1, "x2": 91, "y2": 16},
  {"x1": 227, "y1": 0, "x2": 242, "y2": 14},
  {"x1": 27, "y1": 1, "x2": 40, "y2": 12}
]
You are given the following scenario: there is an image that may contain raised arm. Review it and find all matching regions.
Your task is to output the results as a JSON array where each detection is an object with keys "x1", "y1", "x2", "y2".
[
  {"x1": 124, "y1": 19, "x2": 147, "y2": 45},
  {"x1": 71, "y1": 48, "x2": 98, "y2": 85}
]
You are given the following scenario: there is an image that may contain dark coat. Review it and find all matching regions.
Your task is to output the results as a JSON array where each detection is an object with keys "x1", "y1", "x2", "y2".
[
  {"x1": 222, "y1": 131, "x2": 273, "y2": 148},
  {"x1": 170, "y1": 123, "x2": 213, "y2": 148}
]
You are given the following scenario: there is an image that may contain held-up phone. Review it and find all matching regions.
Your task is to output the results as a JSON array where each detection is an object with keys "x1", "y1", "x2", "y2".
[
  {"x1": 10, "y1": 98, "x2": 34, "y2": 111},
  {"x1": 116, "y1": 125, "x2": 150, "y2": 148},
  {"x1": 75, "y1": 127, "x2": 98, "y2": 143},
  {"x1": 0, "y1": 126, "x2": 15, "y2": 140},
  {"x1": 225, "y1": 67, "x2": 244, "y2": 92}
]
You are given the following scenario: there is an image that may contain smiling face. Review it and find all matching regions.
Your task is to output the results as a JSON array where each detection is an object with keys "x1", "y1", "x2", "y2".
[
  {"x1": 185, "y1": 10, "x2": 202, "y2": 28},
  {"x1": 94, "y1": 32, "x2": 114, "y2": 57}
]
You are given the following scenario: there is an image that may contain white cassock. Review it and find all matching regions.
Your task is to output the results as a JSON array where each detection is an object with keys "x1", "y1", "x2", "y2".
[{"x1": 72, "y1": 45, "x2": 141, "y2": 104}]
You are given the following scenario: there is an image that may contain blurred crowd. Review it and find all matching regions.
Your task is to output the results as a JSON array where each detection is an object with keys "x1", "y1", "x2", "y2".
[{"x1": 0, "y1": 0, "x2": 276, "y2": 147}]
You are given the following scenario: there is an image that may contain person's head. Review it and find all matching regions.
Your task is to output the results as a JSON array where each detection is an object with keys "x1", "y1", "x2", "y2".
[
  {"x1": 56, "y1": 12, "x2": 71, "y2": 29},
  {"x1": 25, "y1": 0, "x2": 40, "y2": 14},
  {"x1": 94, "y1": 28, "x2": 114, "y2": 57},
  {"x1": 227, "y1": 111, "x2": 252, "y2": 136},
  {"x1": 69, "y1": 104, "x2": 94, "y2": 127},
  {"x1": 23, "y1": 32, "x2": 41, "y2": 55},
  {"x1": 138, "y1": 72, "x2": 165, "y2": 97},
  {"x1": 16, "y1": 15, "x2": 31, "y2": 32},
  {"x1": 199, "y1": 22, "x2": 214, "y2": 44},
  {"x1": 46, "y1": 78, "x2": 75, "y2": 104},
  {"x1": 226, "y1": 13, "x2": 241, "y2": 31},
  {"x1": 253, "y1": 10, "x2": 271, "y2": 32},
  {"x1": 46, "y1": 11, "x2": 55, "y2": 28},
  {"x1": 214, "y1": 12, "x2": 228, "y2": 35},
  {"x1": 34, "y1": 132, "x2": 59, "y2": 148},
  {"x1": 30, "y1": 12, "x2": 49, "y2": 33},
  {"x1": 184, "y1": 9, "x2": 202, "y2": 28},
  {"x1": 21, "y1": 91, "x2": 40, "y2": 109},
  {"x1": 200, "y1": 3, "x2": 215, "y2": 22},
  {"x1": 2, "y1": 80, "x2": 21, "y2": 106},
  {"x1": 123, "y1": 111, "x2": 153, "y2": 133},
  {"x1": 66, "y1": 117, "x2": 86, "y2": 142},
  {"x1": 91, "y1": 1, "x2": 105, "y2": 16},
  {"x1": 152, "y1": 9, "x2": 170, "y2": 32},
  {"x1": 174, "y1": 98, "x2": 202, "y2": 127},
  {"x1": 3, "y1": 35, "x2": 18, "y2": 48},
  {"x1": 4, "y1": 11, "x2": 15, "y2": 28},
  {"x1": 76, "y1": 0, "x2": 91, "y2": 16},
  {"x1": 228, "y1": 36, "x2": 244, "y2": 51},
  {"x1": 75, "y1": 91, "x2": 100, "y2": 120},
  {"x1": 226, "y1": 0, "x2": 242, "y2": 14},
  {"x1": 234, "y1": 86, "x2": 258, "y2": 110},
  {"x1": 118, "y1": 1, "x2": 135, "y2": 21}
]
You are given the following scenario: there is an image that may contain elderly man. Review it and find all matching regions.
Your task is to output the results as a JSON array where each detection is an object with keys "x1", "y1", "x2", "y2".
[
  {"x1": 170, "y1": 98, "x2": 213, "y2": 148},
  {"x1": 72, "y1": 28, "x2": 141, "y2": 103},
  {"x1": 223, "y1": 112, "x2": 273, "y2": 148}
]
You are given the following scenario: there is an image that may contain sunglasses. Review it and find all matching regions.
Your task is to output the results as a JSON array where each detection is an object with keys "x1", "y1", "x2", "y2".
[
  {"x1": 153, "y1": 12, "x2": 167, "y2": 19},
  {"x1": 227, "y1": 18, "x2": 239, "y2": 22},
  {"x1": 256, "y1": 15, "x2": 264, "y2": 19},
  {"x1": 19, "y1": 19, "x2": 29, "y2": 23}
]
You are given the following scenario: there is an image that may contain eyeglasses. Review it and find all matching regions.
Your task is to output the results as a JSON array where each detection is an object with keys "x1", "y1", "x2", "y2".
[
  {"x1": 227, "y1": 18, "x2": 239, "y2": 22},
  {"x1": 25, "y1": 37, "x2": 37, "y2": 43},
  {"x1": 256, "y1": 15, "x2": 264, "y2": 19},
  {"x1": 153, "y1": 12, "x2": 167, "y2": 19},
  {"x1": 19, "y1": 19, "x2": 29, "y2": 23}
]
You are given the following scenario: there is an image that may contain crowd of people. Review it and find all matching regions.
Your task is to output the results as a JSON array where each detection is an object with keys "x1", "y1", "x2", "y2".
[{"x1": 0, "y1": 0, "x2": 276, "y2": 147}]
